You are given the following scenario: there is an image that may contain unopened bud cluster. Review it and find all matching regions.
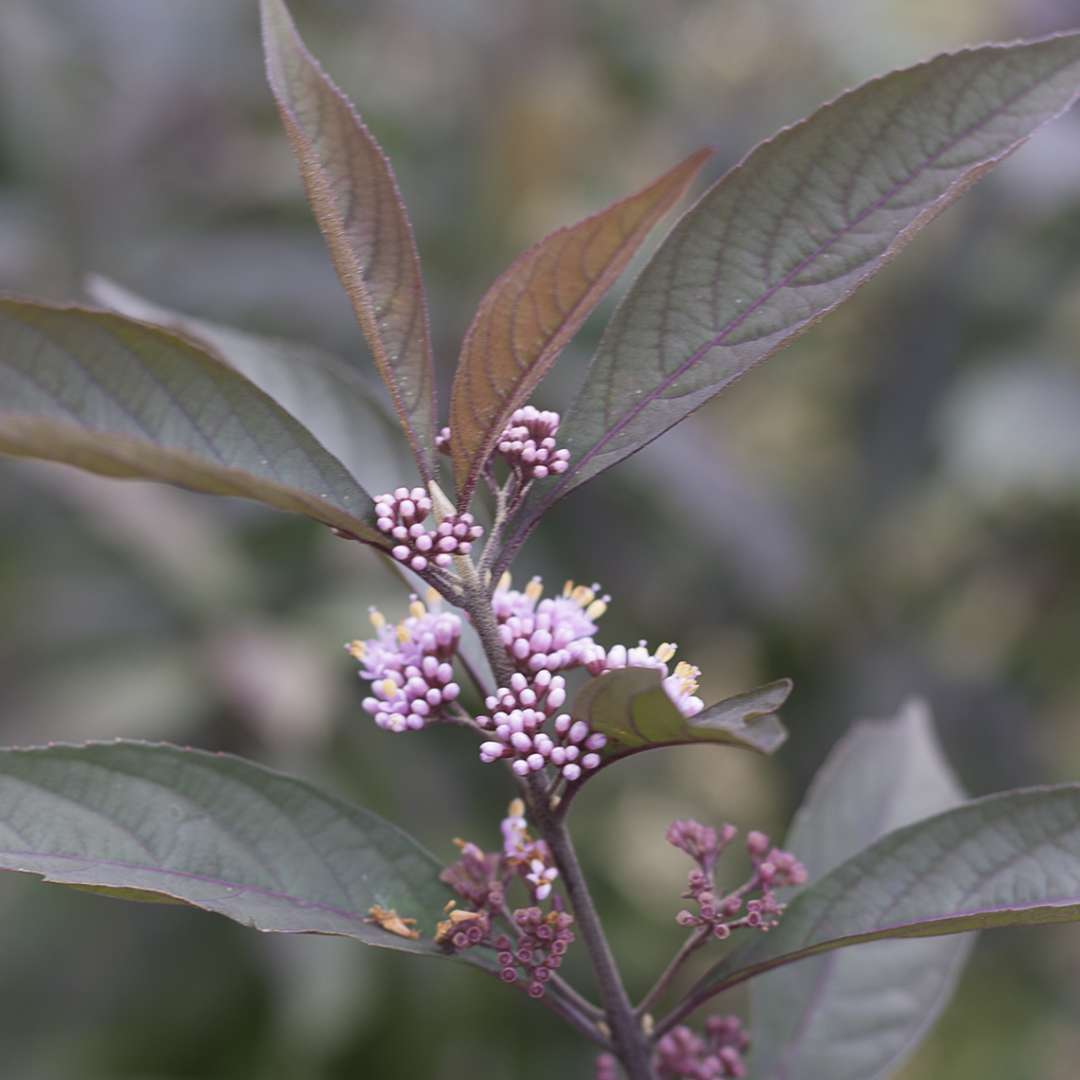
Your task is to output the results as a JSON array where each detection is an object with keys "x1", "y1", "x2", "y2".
[
  {"x1": 497, "y1": 406, "x2": 570, "y2": 482},
  {"x1": 654, "y1": 1015, "x2": 750, "y2": 1079},
  {"x1": 477, "y1": 671, "x2": 606, "y2": 781},
  {"x1": 499, "y1": 907, "x2": 575, "y2": 999},
  {"x1": 374, "y1": 486, "x2": 482, "y2": 572},
  {"x1": 668, "y1": 820, "x2": 806, "y2": 940},
  {"x1": 437, "y1": 802, "x2": 574, "y2": 999},
  {"x1": 347, "y1": 595, "x2": 462, "y2": 733}
]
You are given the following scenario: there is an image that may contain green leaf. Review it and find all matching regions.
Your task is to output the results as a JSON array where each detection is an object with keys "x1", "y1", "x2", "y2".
[
  {"x1": 687, "y1": 783, "x2": 1080, "y2": 1009},
  {"x1": 261, "y1": 0, "x2": 438, "y2": 481},
  {"x1": 86, "y1": 276, "x2": 414, "y2": 496},
  {"x1": 570, "y1": 668, "x2": 790, "y2": 761},
  {"x1": 750, "y1": 700, "x2": 971, "y2": 1080},
  {"x1": 506, "y1": 32, "x2": 1080, "y2": 555},
  {"x1": 0, "y1": 741, "x2": 450, "y2": 954},
  {"x1": 449, "y1": 149, "x2": 711, "y2": 506},
  {"x1": 0, "y1": 298, "x2": 384, "y2": 542}
]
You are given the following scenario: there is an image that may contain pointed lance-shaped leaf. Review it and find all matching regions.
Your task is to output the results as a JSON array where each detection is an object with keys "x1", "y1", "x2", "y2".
[
  {"x1": 0, "y1": 741, "x2": 450, "y2": 954},
  {"x1": 750, "y1": 701, "x2": 971, "y2": 1080},
  {"x1": 261, "y1": 0, "x2": 438, "y2": 481},
  {"x1": 674, "y1": 783, "x2": 1080, "y2": 1025},
  {"x1": 570, "y1": 667, "x2": 790, "y2": 761},
  {"x1": 86, "y1": 275, "x2": 414, "y2": 496},
  {"x1": 0, "y1": 298, "x2": 385, "y2": 543},
  {"x1": 449, "y1": 149, "x2": 711, "y2": 506},
  {"x1": 503, "y1": 31, "x2": 1080, "y2": 566}
]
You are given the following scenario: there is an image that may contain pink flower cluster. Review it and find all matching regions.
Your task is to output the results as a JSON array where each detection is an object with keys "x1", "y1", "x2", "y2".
[
  {"x1": 438, "y1": 802, "x2": 575, "y2": 1000},
  {"x1": 477, "y1": 671, "x2": 606, "y2": 781},
  {"x1": 474, "y1": 574, "x2": 709, "y2": 781},
  {"x1": 667, "y1": 820, "x2": 806, "y2": 942},
  {"x1": 584, "y1": 641, "x2": 705, "y2": 718},
  {"x1": 493, "y1": 575, "x2": 607, "y2": 674},
  {"x1": 497, "y1": 406, "x2": 571, "y2": 482},
  {"x1": 346, "y1": 594, "x2": 462, "y2": 733},
  {"x1": 373, "y1": 485, "x2": 482, "y2": 572},
  {"x1": 654, "y1": 1016, "x2": 750, "y2": 1079},
  {"x1": 499, "y1": 906, "x2": 575, "y2": 999}
]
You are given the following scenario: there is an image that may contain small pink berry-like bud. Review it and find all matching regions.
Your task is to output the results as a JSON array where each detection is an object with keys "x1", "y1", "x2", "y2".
[{"x1": 746, "y1": 830, "x2": 770, "y2": 856}]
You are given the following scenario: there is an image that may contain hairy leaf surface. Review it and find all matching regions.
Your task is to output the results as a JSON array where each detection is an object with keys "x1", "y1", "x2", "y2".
[
  {"x1": 261, "y1": 0, "x2": 437, "y2": 479},
  {"x1": 570, "y1": 668, "x2": 790, "y2": 760},
  {"x1": 87, "y1": 276, "x2": 412, "y2": 495},
  {"x1": 750, "y1": 701, "x2": 971, "y2": 1080},
  {"x1": 0, "y1": 742, "x2": 449, "y2": 954},
  {"x1": 507, "y1": 32, "x2": 1080, "y2": 559},
  {"x1": 449, "y1": 149, "x2": 711, "y2": 504},
  {"x1": 0, "y1": 299, "x2": 382, "y2": 541}
]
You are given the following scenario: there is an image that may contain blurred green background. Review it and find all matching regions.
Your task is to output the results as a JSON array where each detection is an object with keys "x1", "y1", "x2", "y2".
[{"x1": 3, "y1": 1, "x2": 1080, "y2": 1077}]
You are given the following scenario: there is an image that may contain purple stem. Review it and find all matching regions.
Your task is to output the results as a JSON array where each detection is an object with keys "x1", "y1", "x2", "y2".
[{"x1": 464, "y1": 580, "x2": 656, "y2": 1080}]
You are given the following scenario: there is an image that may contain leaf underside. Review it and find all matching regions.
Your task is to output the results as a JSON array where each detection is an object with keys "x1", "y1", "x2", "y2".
[
  {"x1": 750, "y1": 701, "x2": 971, "y2": 1080},
  {"x1": 570, "y1": 668, "x2": 791, "y2": 759},
  {"x1": 261, "y1": 0, "x2": 438, "y2": 480},
  {"x1": 505, "y1": 31, "x2": 1080, "y2": 563},
  {"x1": 0, "y1": 299, "x2": 383, "y2": 541},
  {"x1": 0, "y1": 741, "x2": 450, "y2": 955},
  {"x1": 449, "y1": 148, "x2": 712, "y2": 506}
]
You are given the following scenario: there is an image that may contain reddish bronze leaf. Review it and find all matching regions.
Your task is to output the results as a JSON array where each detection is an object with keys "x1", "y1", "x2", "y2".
[
  {"x1": 449, "y1": 148, "x2": 711, "y2": 505},
  {"x1": 261, "y1": 0, "x2": 437, "y2": 481}
]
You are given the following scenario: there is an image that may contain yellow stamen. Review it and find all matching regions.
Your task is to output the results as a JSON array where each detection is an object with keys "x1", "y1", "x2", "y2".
[
  {"x1": 507, "y1": 798, "x2": 525, "y2": 819},
  {"x1": 586, "y1": 598, "x2": 607, "y2": 620},
  {"x1": 525, "y1": 576, "x2": 543, "y2": 602},
  {"x1": 656, "y1": 642, "x2": 677, "y2": 663},
  {"x1": 562, "y1": 579, "x2": 574, "y2": 598},
  {"x1": 396, "y1": 624, "x2": 411, "y2": 644},
  {"x1": 368, "y1": 608, "x2": 386, "y2": 631},
  {"x1": 570, "y1": 583, "x2": 595, "y2": 607},
  {"x1": 409, "y1": 597, "x2": 426, "y2": 619},
  {"x1": 345, "y1": 640, "x2": 366, "y2": 660},
  {"x1": 673, "y1": 661, "x2": 701, "y2": 694},
  {"x1": 498, "y1": 571, "x2": 513, "y2": 592},
  {"x1": 378, "y1": 678, "x2": 398, "y2": 697},
  {"x1": 425, "y1": 586, "x2": 442, "y2": 607}
]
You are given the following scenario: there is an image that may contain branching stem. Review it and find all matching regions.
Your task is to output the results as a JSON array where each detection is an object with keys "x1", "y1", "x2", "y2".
[
  {"x1": 462, "y1": 576, "x2": 657, "y2": 1079},
  {"x1": 635, "y1": 927, "x2": 711, "y2": 1019}
]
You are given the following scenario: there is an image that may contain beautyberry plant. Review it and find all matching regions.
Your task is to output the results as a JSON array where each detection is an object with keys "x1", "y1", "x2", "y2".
[{"x1": 2, "y1": 4, "x2": 1080, "y2": 1077}]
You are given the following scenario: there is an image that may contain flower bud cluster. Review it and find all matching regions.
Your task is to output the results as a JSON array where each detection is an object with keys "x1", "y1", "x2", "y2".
[
  {"x1": 654, "y1": 1015, "x2": 750, "y2": 1079},
  {"x1": 497, "y1": 406, "x2": 571, "y2": 482},
  {"x1": 502, "y1": 799, "x2": 561, "y2": 901},
  {"x1": 477, "y1": 671, "x2": 606, "y2": 782},
  {"x1": 440, "y1": 839, "x2": 505, "y2": 911},
  {"x1": 347, "y1": 594, "x2": 462, "y2": 733},
  {"x1": 437, "y1": 803, "x2": 575, "y2": 999},
  {"x1": 669, "y1": 820, "x2": 806, "y2": 940},
  {"x1": 497, "y1": 907, "x2": 575, "y2": 999},
  {"x1": 494, "y1": 575, "x2": 607, "y2": 674},
  {"x1": 373, "y1": 486, "x2": 482, "y2": 572}
]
